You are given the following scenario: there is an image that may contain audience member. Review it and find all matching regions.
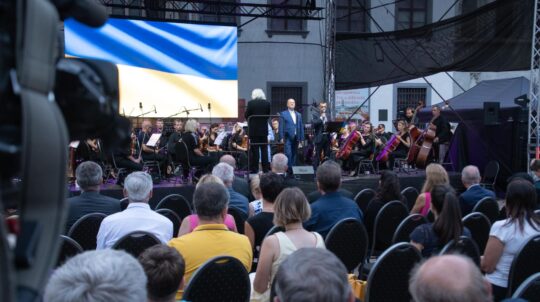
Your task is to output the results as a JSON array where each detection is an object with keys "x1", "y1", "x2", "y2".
[
  {"x1": 178, "y1": 174, "x2": 237, "y2": 236},
  {"x1": 66, "y1": 161, "x2": 120, "y2": 231},
  {"x1": 304, "y1": 161, "x2": 363, "y2": 237},
  {"x1": 168, "y1": 182, "x2": 252, "y2": 299},
  {"x1": 364, "y1": 170, "x2": 406, "y2": 238},
  {"x1": 245, "y1": 172, "x2": 285, "y2": 272},
  {"x1": 411, "y1": 163, "x2": 449, "y2": 216},
  {"x1": 272, "y1": 248, "x2": 353, "y2": 302},
  {"x1": 220, "y1": 154, "x2": 251, "y2": 199},
  {"x1": 138, "y1": 245, "x2": 185, "y2": 302},
  {"x1": 530, "y1": 159, "x2": 540, "y2": 186},
  {"x1": 307, "y1": 189, "x2": 354, "y2": 204},
  {"x1": 459, "y1": 165, "x2": 496, "y2": 216},
  {"x1": 271, "y1": 153, "x2": 297, "y2": 187},
  {"x1": 96, "y1": 172, "x2": 172, "y2": 249},
  {"x1": 252, "y1": 188, "x2": 325, "y2": 300},
  {"x1": 410, "y1": 185, "x2": 471, "y2": 257},
  {"x1": 44, "y1": 249, "x2": 147, "y2": 302},
  {"x1": 409, "y1": 254, "x2": 492, "y2": 302},
  {"x1": 482, "y1": 179, "x2": 540, "y2": 301},
  {"x1": 249, "y1": 174, "x2": 263, "y2": 215},
  {"x1": 212, "y1": 162, "x2": 249, "y2": 217}
]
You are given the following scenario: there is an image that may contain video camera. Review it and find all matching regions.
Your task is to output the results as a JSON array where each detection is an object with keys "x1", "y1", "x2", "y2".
[{"x1": 0, "y1": 0, "x2": 130, "y2": 301}]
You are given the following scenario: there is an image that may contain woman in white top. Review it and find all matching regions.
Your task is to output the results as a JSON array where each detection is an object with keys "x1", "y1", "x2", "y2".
[
  {"x1": 481, "y1": 179, "x2": 540, "y2": 301},
  {"x1": 251, "y1": 187, "x2": 325, "y2": 301}
]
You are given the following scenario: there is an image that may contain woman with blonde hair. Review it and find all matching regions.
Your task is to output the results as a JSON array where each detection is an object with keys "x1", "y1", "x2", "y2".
[
  {"x1": 251, "y1": 187, "x2": 325, "y2": 301},
  {"x1": 180, "y1": 119, "x2": 216, "y2": 171},
  {"x1": 177, "y1": 174, "x2": 237, "y2": 236},
  {"x1": 410, "y1": 163, "x2": 449, "y2": 216}
]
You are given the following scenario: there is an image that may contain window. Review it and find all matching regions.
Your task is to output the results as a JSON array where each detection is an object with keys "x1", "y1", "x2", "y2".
[
  {"x1": 336, "y1": 0, "x2": 368, "y2": 33},
  {"x1": 269, "y1": 85, "x2": 304, "y2": 116},
  {"x1": 396, "y1": 0, "x2": 429, "y2": 30},
  {"x1": 268, "y1": 0, "x2": 305, "y2": 31},
  {"x1": 199, "y1": 0, "x2": 238, "y2": 25},
  {"x1": 396, "y1": 87, "x2": 427, "y2": 118}
]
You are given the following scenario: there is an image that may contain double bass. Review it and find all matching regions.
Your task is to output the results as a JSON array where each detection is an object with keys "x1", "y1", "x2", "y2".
[{"x1": 406, "y1": 101, "x2": 425, "y2": 163}]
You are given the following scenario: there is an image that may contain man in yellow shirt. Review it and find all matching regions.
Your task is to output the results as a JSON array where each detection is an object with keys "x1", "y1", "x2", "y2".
[{"x1": 168, "y1": 182, "x2": 252, "y2": 299}]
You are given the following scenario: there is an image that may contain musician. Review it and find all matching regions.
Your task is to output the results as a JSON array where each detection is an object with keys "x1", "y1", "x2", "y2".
[
  {"x1": 270, "y1": 118, "x2": 280, "y2": 155},
  {"x1": 312, "y1": 101, "x2": 330, "y2": 170},
  {"x1": 245, "y1": 88, "x2": 271, "y2": 173},
  {"x1": 138, "y1": 119, "x2": 167, "y2": 176},
  {"x1": 181, "y1": 119, "x2": 216, "y2": 171},
  {"x1": 113, "y1": 131, "x2": 143, "y2": 184},
  {"x1": 230, "y1": 122, "x2": 248, "y2": 170},
  {"x1": 77, "y1": 138, "x2": 104, "y2": 164},
  {"x1": 167, "y1": 119, "x2": 183, "y2": 162},
  {"x1": 431, "y1": 105, "x2": 452, "y2": 163},
  {"x1": 207, "y1": 123, "x2": 221, "y2": 151},
  {"x1": 404, "y1": 106, "x2": 419, "y2": 125},
  {"x1": 279, "y1": 98, "x2": 304, "y2": 171},
  {"x1": 348, "y1": 122, "x2": 375, "y2": 176},
  {"x1": 387, "y1": 119, "x2": 411, "y2": 170},
  {"x1": 375, "y1": 124, "x2": 392, "y2": 141}
]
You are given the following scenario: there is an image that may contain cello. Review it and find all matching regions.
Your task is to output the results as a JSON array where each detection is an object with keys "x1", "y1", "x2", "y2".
[
  {"x1": 415, "y1": 123, "x2": 437, "y2": 168},
  {"x1": 336, "y1": 129, "x2": 361, "y2": 160},
  {"x1": 375, "y1": 132, "x2": 401, "y2": 163}
]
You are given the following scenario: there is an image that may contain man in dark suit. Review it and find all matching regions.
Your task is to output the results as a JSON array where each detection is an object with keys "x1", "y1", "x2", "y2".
[
  {"x1": 245, "y1": 88, "x2": 271, "y2": 173},
  {"x1": 312, "y1": 101, "x2": 331, "y2": 170},
  {"x1": 66, "y1": 161, "x2": 121, "y2": 232},
  {"x1": 279, "y1": 98, "x2": 304, "y2": 171},
  {"x1": 431, "y1": 105, "x2": 452, "y2": 163},
  {"x1": 459, "y1": 165, "x2": 496, "y2": 216},
  {"x1": 270, "y1": 153, "x2": 298, "y2": 188},
  {"x1": 304, "y1": 161, "x2": 363, "y2": 237}
]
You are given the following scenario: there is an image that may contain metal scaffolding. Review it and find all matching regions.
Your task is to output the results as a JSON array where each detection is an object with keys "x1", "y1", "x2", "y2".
[
  {"x1": 529, "y1": 0, "x2": 540, "y2": 168},
  {"x1": 324, "y1": 0, "x2": 336, "y2": 118}
]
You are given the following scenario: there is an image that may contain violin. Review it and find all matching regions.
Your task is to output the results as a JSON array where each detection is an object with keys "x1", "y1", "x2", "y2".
[{"x1": 130, "y1": 135, "x2": 137, "y2": 157}]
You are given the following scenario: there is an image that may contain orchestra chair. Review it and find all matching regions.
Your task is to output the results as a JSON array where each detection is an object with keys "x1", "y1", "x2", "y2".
[
  {"x1": 155, "y1": 194, "x2": 192, "y2": 223},
  {"x1": 112, "y1": 230, "x2": 161, "y2": 258},
  {"x1": 109, "y1": 152, "x2": 127, "y2": 183},
  {"x1": 174, "y1": 139, "x2": 198, "y2": 184},
  {"x1": 400, "y1": 187, "x2": 419, "y2": 211},
  {"x1": 354, "y1": 188, "x2": 376, "y2": 214},
  {"x1": 472, "y1": 197, "x2": 499, "y2": 224},
  {"x1": 481, "y1": 160, "x2": 500, "y2": 190},
  {"x1": 67, "y1": 213, "x2": 107, "y2": 250},
  {"x1": 391, "y1": 214, "x2": 428, "y2": 244},
  {"x1": 461, "y1": 212, "x2": 491, "y2": 252},
  {"x1": 227, "y1": 207, "x2": 246, "y2": 234},
  {"x1": 512, "y1": 272, "x2": 540, "y2": 300},
  {"x1": 439, "y1": 236, "x2": 481, "y2": 268},
  {"x1": 56, "y1": 235, "x2": 83, "y2": 268},
  {"x1": 156, "y1": 208, "x2": 181, "y2": 238},
  {"x1": 506, "y1": 234, "x2": 540, "y2": 297},
  {"x1": 325, "y1": 218, "x2": 368, "y2": 273},
  {"x1": 393, "y1": 158, "x2": 410, "y2": 174}
]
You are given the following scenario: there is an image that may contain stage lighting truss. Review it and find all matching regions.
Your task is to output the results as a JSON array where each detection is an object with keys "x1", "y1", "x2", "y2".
[{"x1": 529, "y1": 0, "x2": 540, "y2": 168}]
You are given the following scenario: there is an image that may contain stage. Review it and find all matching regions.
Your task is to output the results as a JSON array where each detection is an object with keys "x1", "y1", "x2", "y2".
[{"x1": 69, "y1": 170, "x2": 463, "y2": 209}]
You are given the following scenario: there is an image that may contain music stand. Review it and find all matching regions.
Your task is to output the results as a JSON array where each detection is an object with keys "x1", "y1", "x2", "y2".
[{"x1": 325, "y1": 121, "x2": 344, "y2": 133}]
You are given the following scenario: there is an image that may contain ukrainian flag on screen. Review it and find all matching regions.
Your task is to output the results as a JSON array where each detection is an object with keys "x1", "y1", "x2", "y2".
[{"x1": 64, "y1": 18, "x2": 238, "y2": 118}]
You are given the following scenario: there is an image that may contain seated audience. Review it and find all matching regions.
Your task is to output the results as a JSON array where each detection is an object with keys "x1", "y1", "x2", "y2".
[
  {"x1": 168, "y1": 182, "x2": 252, "y2": 299},
  {"x1": 178, "y1": 174, "x2": 237, "y2": 236},
  {"x1": 245, "y1": 173, "x2": 285, "y2": 272},
  {"x1": 304, "y1": 161, "x2": 363, "y2": 237},
  {"x1": 530, "y1": 159, "x2": 540, "y2": 186},
  {"x1": 252, "y1": 188, "x2": 325, "y2": 300},
  {"x1": 212, "y1": 162, "x2": 249, "y2": 217},
  {"x1": 44, "y1": 249, "x2": 147, "y2": 302},
  {"x1": 364, "y1": 170, "x2": 406, "y2": 238},
  {"x1": 410, "y1": 185, "x2": 471, "y2": 257},
  {"x1": 96, "y1": 172, "x2": 173, "y2": 249},
  {"x1": 66, "y1": 161, "x2": 120, "y2": 232},
  {"x1": 273, "y1": 248, "x2": 354, "y2": 302},
  {"x1": 248, "y1": 174, "x2": 263, "y2": 216},
  {"x1": 411, "y1": 163, "x2": 449, "y2": 216},
  {"x1": 271, "y1": 153, "x2": 297, "y2": 187},
  {"x1": 459, "y1": 165, "x2": 496, "y2": 216},
  {"x1": 220, "y1": 154, "x2": 251, "y2": 199},
  {"x1": 409, "y1": 254, "x2": 493, "y2": 302},
  {"x1": 138, "y1": 245, "x2": 185, "y2": 302},
  {"x1": 481, "y1": 179, "x2": 540, "y2": 302}
]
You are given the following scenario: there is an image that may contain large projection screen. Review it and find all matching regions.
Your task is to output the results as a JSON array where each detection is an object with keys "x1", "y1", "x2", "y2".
[{"x1": 64, "y1": 18, "x2": 238, "y2": 118}]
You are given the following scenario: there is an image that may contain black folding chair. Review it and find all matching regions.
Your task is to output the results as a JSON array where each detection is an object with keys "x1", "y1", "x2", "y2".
[
  {"x1": 392, "y1": 214, "x2": 428, "y2": 244},
  {"x1": 354, "y1": 188, "x2": 376, "y2": 214},
  {"x1": 228, "y1": 206, "x2": 246, "y2": 234},
  {"x1": 156, "y1": 208, "x2": 181, "y2": 238},
  {"x1": 155, "y1": 194, "x2": 192, "y2": 222},
  {"x1": 370, "y1": 200, "x2": 409, "y2": 257},
  {"x1": 507, "y1": 234, "x2": 540, "y2": 297},
  {"x1": 56, "y1": 235, "x2": 83, "y2": 267},
  {"x1": 183, "y1": 256, "x2": 250, "y2": 302},
  {"x1": 480, "y1": 160, "x2": 499, "y2": 190},
  {"x1": 439, "y1": 236, "x2": 481, "y2": 267},
  {"x1": 462, "y1": 212, "x2": 491, "y2": 252},
  {"x1": 365, "y1": 243, "x2": 422, "y2": 302},
  {"x1": 325, "y1": 218, "x2": 368, "y2": 273},
  {"x1": 512, "y1": 272, "x2": 540, "y2": 300},
  {"x1": 401, "y1": 187, "x2": 419, "y2": 211},
  {"x1": 67, "y1": 213, "x2": 107, "y2": 250},
  {"x1": 112, "y1": 231, "x2": 161, "y2": 258},
  {"x1": 472, "y1": 197, "x2": 499, "y2": 224}
]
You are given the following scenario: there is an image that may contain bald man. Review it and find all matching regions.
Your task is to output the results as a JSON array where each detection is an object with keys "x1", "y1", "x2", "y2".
[
  {"x1": 279, "y1": 98, "x2": 304, "y2": 171},
  {"x1": 409, "y1": 254, "x2": 492, "y2": 302},
  {"x1": 459, "y1": 165, "x2": 495, "y2": 216}
]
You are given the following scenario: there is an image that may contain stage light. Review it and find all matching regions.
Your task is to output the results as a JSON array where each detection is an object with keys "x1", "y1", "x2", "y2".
[{"x1": 514, "y1": 94, "x2": 530, "y2": 107}]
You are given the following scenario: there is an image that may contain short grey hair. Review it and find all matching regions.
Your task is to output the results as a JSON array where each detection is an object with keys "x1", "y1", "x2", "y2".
[
  {"x1": 124, "y1": 172, "x2": 153, "y2": 203},
  {"x1": 212, "y1": 162, "x2": 234, "y2": 186},
  {"x1": 461, "y1": 165, "x2": 481, "y2": 186},
  {"x1": 76, "y1": 161, "x2": 102, "y2": 191},
  {"x1": 219, "y1": 154, "x2": 237, "y2": 168},
  {"x1": 193, "y1": 182, "x2": 229, "y2": 220},
  {"x1": 274, "y1": 248, "x2": 351, "y2": 302},
  {"x1": 316, "y1": 161, "x2": 342, "y2": 193},
  {"x1": 184, "y1": 119, "x2": 198, "y2": 133},
  {"x1": 409, "y1": 254, "x2": 492, "y2": 302},
  {"x1": 44, "y1": 249, "x2": 147, "y2": 302},
  {"x1": 271, "y1": 153, "x2": 288, "y2": 173},
  {"x1": 251, "y1": 88, "x2": 266, "y2": 100}
]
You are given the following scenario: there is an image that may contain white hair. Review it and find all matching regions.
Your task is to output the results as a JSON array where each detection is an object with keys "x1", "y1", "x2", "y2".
[
  {"x1": 124, "y1": 172, "x2": 153, "y2": 203},
  {"x1": 212, "y1": 162, "x2": 234, "y2": 186},
  {"x1": 251, "y1": 88, "x2": 266, "y2": 100},
  {"x1": 272, "y1": 153, "x2": 289, "y2": 173},
  {"x1": 44, "y1": 249, "x2": 147, "y2": 302},
  {"x1": 184, "y1": 119, "x2": 198, "y2": 133},
  {"x1": 461, "y1": 165, "x2": 481, "y2": 186}
]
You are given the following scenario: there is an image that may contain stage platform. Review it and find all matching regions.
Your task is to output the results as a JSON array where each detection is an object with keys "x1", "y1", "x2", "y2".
[{"x1": 69, "y1": 171, "x2": 463, "y2": 209}]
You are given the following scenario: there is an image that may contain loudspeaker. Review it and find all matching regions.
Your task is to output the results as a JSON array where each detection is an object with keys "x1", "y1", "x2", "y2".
[
  {"x1": 483, "y1": 102, "x2": 500, "y2": 125},
  {"x1": 292, "y1": 166, "x2": 315, "y2": 181}
]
